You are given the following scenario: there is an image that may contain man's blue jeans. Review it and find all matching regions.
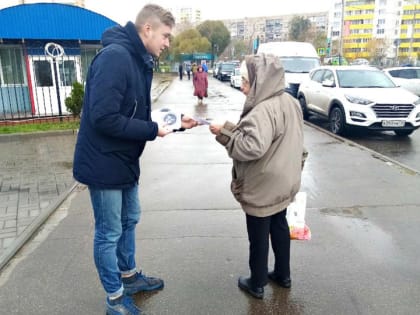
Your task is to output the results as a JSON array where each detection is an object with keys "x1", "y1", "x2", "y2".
[{"x1": 89, "y1": 184, "x2": 141, "y2": 298}]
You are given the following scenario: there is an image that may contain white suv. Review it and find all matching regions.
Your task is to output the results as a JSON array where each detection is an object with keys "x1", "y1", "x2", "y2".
[{"x1": 297, "y1": 66, "x2": 420, "y2": 136}]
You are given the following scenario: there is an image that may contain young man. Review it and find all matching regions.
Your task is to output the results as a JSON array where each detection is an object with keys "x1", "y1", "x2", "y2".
[{"x1": 73, "y1": 4, "x2": 196, "y2": 315}]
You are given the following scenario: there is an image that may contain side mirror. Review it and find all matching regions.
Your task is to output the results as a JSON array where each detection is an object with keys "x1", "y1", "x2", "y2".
[{"x1": 322, "y1": 79, "x2": 335, "y2": 87}]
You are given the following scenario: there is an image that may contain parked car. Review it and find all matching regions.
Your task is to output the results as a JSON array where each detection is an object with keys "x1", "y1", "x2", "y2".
[
  {"x1": 324, "y1": 55, "x2": 348, "y2": 66},
  {"x1": 297, "y1": 65, "x2": 420, "y2": 136},
  {"x1": 230, "y1": 67, "x2": 241, "y2": 89},
  {"x1": 217, "y1": 62, "x2": 236, "y2": 81},
  {"x1": 212, "y1": 62, "x2": 221, "y2": 78},
  {"x1": 383, "y1": 66, "x2": 420, "y2": 96},
  {"x1": 350, "y1": 58, "x2": 370, "y2": 66}
]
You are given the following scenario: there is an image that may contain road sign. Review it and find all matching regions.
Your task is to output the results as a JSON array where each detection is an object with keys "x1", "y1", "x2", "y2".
[{"x1": 318, "y1": 48, "x2": 326, "y2": 56}]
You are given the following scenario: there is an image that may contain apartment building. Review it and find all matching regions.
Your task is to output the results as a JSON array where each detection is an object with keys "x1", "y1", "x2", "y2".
[
  {"x1": 224, "y1": 12, "x2": 328, "y2": 43},
  {"x1": 400, "y1": 1, "x2": 420, "y2": 60},
  {"x1": 170, "y1": 6, "x2": 202, "y2": 25},
  {"x1": 328, "y1": 0, "x2": 419, "y2": 64}
]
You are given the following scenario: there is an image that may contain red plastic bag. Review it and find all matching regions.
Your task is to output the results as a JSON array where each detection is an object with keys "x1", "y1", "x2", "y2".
[{"x1": 289, "y1": 224, "x2": 312, "y2": 240}]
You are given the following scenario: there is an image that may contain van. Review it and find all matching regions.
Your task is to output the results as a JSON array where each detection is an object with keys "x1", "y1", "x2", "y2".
[{"x1": 257, "y1": 41, "x2": 320, "y2": 98}]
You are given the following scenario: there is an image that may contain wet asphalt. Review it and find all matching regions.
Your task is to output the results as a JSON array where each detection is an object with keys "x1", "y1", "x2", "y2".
[{"x1": 0, "y1": 74, "x2": 419, "y2": 315}]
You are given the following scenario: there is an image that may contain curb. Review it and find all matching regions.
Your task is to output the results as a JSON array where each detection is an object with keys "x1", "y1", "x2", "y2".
[{"x1": 0, "y1": 182, "x2": 78, "y2": 271}]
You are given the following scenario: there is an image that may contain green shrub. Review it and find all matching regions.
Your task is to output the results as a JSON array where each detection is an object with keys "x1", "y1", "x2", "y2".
[
  {"x1": 158, "y1": 65, "x2": 171, "y2": 73},
  {"x1": 65, "y1": 81, "x2": 84, "y2": 117}
]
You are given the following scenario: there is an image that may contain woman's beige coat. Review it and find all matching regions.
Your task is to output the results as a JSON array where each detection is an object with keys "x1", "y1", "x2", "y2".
[{"x1": 216, "y1": 54, "x2": 305, "y2": 217}]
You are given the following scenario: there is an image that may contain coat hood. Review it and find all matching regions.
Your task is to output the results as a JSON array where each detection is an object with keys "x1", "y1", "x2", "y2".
[
  {"x1": 241, "y1": 53, "x2": 286, "y2": 118},
  {"x1": 101, "y1": 21, "x2": 154, "y2": 70}
]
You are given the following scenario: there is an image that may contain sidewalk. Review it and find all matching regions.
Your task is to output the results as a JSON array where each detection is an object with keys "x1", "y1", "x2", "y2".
[
  {"x1": 0, "y1": 73, "x2": 174, "y2": 271},
  {"x1": 0, "y1": 76, "x2": 419, "y2": 314}
]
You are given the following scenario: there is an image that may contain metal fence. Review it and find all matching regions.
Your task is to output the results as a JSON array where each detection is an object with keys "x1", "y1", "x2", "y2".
[{"x1": 0, "y1": 45, "x2": 100, "y2": 123}]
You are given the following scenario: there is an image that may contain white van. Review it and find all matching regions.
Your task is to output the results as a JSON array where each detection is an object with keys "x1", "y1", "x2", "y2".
[{"x1": 257, "y1": 41, "x2": 320, "y2": 98}]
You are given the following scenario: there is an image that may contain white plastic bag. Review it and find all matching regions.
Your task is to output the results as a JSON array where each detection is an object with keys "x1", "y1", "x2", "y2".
[{"x1": 286, "y1": 192, "x2": 311, "y2": 240}]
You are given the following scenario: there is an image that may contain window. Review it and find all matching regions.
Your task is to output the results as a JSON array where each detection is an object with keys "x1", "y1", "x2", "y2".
[
  {"x1": 33, "y1": 60, "x2": 53, "y2": 87},
  {"x1": 323, "y1": 70, "x2": 335, "y2": 84},
  {"x1": 0, "y1": 47, "x2": 26, "y2": 86},
  {"x1": 58, "y1": 60, "x2": 76, "y2": 86},
  {"x1": 311, "y1": 70, "x2": 324, "y2": 83},
  {"x1": 80, "y1": 47, "x2": 100, "y2": 82}
]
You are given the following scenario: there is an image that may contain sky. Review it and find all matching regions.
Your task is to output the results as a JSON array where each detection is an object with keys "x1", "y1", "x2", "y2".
[{"x1": 0, "y1": 0, "x2": 333, "y2": 25}]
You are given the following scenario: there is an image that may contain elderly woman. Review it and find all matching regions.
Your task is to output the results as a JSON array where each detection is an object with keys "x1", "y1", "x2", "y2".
[
  {"x1": 193, "y1": 64, "x2": 208, "y2": 104},
  {"x1": 209, "y1": 53, "x2": 305, "y2": 299}
]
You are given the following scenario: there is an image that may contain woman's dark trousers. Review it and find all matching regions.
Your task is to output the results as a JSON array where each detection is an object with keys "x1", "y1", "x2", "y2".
[{"x1": 245, "y1": 209, "x2": 290, "y2": 287}]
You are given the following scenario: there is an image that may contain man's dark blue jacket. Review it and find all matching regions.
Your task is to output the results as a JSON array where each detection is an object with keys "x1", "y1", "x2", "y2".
[{"x1": 73, "y1": 22, "x2": 159, "y2": 188}]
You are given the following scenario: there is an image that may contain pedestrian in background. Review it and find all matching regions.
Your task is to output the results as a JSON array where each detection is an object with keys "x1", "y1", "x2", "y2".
[
  {"x1": 186, "y1": 62, "x2": 192, "y2": 80},
  {"x1": 209, "y1": 53, "x2": 305, "y2": 299},
  {"x1": 178, "y1": 62, "x2": 183, "y2": 80},
  {"x1": 73, "y1": 4, "x2": 197, "y2": 315},
  {"x1": 192, "y1": 62, "x2": 198, "y2": 79},
  {"x1": 201, "y1": 61, "x2": 208, "y2": 72},
  {"x1": 193, "y1": 64, "x2": 208, "y2": 104}
]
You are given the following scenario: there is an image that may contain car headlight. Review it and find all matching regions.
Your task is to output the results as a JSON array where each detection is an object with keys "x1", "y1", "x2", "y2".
[
  {"x1": 414, "y1": 98, "x2": 420, "y2": 106},
  {"x1": 344, "y1": 94, "x2": 373, "y2": 105}
]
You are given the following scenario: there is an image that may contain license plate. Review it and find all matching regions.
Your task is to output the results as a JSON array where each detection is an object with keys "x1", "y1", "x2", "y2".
[{"x1": 382, "y1": 120, "x2": 405, "y2": 127}]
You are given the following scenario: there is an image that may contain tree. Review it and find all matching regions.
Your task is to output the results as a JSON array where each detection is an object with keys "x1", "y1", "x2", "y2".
[
  {"x1": 171, "y1": 29, "x2": 211, "y2": 61},
  {"x1": 232, "y1": 40, "x2": 248, "y2": 59},
  {"x1": 312, "y1": 31, "x2": 327, "y2": 52},
  {"x1": 197, "y1": 20, "x2": 230, "y2": 61},
  {"x1": 288, "y1": 16, "x2": 312, "y2": 42},
  {"x1": 220, "y1": 39, "x2": 248, "y2": 60},
  {"x1": 366, "y1": 38, "x2": 387, "y2": 65}
]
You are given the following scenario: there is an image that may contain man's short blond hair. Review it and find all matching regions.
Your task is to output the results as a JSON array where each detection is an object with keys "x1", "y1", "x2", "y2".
[{"x1": 135, "y1": 4, "x2": 175, "y2": 30}]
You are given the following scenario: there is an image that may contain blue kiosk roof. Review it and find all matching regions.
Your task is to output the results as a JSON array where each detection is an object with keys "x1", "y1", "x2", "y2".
[{"x1": 0, "y1": 3, "x2": 118, "y2": 41}]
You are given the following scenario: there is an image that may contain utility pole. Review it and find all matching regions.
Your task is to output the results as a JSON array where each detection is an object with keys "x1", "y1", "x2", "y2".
[
  {"x1": 407, "y1": 0, "x2": 419, "y2": 65},
  {"x1": 339, "y1": 0, "x2": 345, "y2": 65}
]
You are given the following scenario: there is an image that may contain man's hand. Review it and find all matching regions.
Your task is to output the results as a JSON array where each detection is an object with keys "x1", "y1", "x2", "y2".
[
  {"x1": 157, "y1": 127, "x2": 172, "y2": 137},
  {"x1": 209, "y1": 123, "x2": 222, "y2": 136},
  {"x1": 181, "y1": 115, "x2": 198, "y2": 129}
]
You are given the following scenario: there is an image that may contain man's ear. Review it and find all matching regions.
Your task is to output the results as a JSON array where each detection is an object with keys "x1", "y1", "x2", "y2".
[{"x1": 141, "y1": 23, "x2": 152, "y2": 38}]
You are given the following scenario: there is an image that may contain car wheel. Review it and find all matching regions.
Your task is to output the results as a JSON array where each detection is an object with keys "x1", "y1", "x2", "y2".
[
  {"x1": 298, "y1": 96, "x2": 310, "y2": 120},
  {"x1": 329, "y1": 106, "x2": 347, "y2": 135},
  {"x1": 394, "y1": 129, "x2": 414, "y2": 136}
]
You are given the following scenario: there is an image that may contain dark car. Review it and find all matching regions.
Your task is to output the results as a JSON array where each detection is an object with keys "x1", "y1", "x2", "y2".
[{"x1": 217, "y1": 62, "x2": 236, "y2": 81}]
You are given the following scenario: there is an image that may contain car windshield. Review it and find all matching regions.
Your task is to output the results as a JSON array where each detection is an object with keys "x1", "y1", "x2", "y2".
[
  {"x1": 388, "y1": 68, "x2": 420, "y2": 79},
  {"x1": 337, "y1": 69, "x2": 396, "y2": 88},
  {"x1": 221, "y1": 63, "x2": 236, "y2": 71},
  {"x1": 280, "y1": 57, "x2": 320, "y2": 73}
]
